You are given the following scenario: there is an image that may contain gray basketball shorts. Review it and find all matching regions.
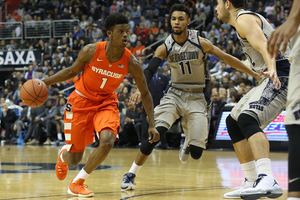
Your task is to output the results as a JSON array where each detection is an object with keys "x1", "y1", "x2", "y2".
[
  {"x1": 154, "y1": 87, "x2": 209, "y2": 149},
  {"x1": 285, "y1": 59, "x2": 300, "y2": 125},
  {"x1": 230, "y1": 77, "x2": 288, "y2": 129}
]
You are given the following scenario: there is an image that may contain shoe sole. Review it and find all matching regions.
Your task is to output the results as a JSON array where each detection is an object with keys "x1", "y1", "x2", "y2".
[
  {"x1": 267, "y1": 192, "x2": 283, "y2": 198},
  {"x1": 121, "y1": 185, "x2": 135, "y2": 191},
  {"x1": 67, "y1": 187, "x2": 94, "y2": 197},
  {"x1": 241, "y1": 189, "x2": 283, "y2": 200},
  {"x1": 241, "y1": 193, "x2": 267, "y2": 200},
  {"x1": 223, "y1": 194, "x2": 242, "y2": 199}
]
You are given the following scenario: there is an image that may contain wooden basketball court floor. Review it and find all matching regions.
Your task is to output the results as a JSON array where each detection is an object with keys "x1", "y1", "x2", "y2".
[{"x1": 0, "y1": 145, "x2": 288, "y2": 200}]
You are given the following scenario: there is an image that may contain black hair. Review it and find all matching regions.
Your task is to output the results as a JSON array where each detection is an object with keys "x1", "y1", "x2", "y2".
[
  {"x1": 51, "y1": 90, "x2": 59, "y2": 96},
  {"x1": 223, "y1": 0, "x2": 245, "y2": 9},
  {"x1": 104, "y1": 12, "x2": 129, "y2": 31},
  {"x1": 169, "y1": 4, "x2": 191, "y2": 18}
]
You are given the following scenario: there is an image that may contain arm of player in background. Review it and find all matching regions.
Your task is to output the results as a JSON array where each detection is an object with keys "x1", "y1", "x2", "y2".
[
  {"x1": 43, "y1": 44, "x2": 95, "y2": 86},
  {"x1": 130, "y1": 44, "x2": 167, "y2": 104},
  {"x1": 235, "y1": 15, "x2": 280, "y2": 89},
  {"x1": 128, "y1": 54, "x2": 160, "y2": 143},
  {"x1": 268, "y1": 0, "x2": 300, "y2": 58},
  {"x1": 144, "y1": 44, "x2": 167, "y2": 84},
  {"x1": 200, "y1": 37, "x2": 262, "y2": 82}
]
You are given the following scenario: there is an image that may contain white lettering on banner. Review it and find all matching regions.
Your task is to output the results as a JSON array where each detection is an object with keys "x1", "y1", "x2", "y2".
[
  {"x1": 15, "y1": 51, "x2": 25, "y2": 64},
  {"x1": 0, "y1": 52, "x2": 4, "y2": 64},
  {"x1": 25, "y1": 51, "x2": 35, "y2": 64},
  {"x1": 0, "y1": 51, "x2": 37, "y2": 65},
  {"x1": 4, "y1": 52, "x2": 14, "y2": 65},
  {"x1": 91, "y1": 66, "x2": 123, "y2": 79}
]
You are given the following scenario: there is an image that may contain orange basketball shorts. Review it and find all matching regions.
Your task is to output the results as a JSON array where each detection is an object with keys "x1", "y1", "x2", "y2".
[{"x1": 64, "y1": 91, "x2": 120, "y2": 153}]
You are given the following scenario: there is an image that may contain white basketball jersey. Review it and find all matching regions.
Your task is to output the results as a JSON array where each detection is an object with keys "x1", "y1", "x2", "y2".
[
  {"x1": 290, "y1": 25, "x2": 300, "y2": 62},
  {"x1": 164, "y1": 30, "x2": 207, "y2": 90},
  {"x1": 236, "y1": 11, "x2": 290, "y2": 77}
]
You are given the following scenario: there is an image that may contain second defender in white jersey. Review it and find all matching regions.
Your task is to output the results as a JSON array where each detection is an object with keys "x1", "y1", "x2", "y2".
[
  {"x1": 284, "y1": 26, "x2": 300, "y2": 125},
  {"x1": 120, "y1": 4, "x2": 262, "y2": 191},
  {"x1": 216, "y1": 0, "x2": 290, "y2": 199},
  {"x1": 268, "y1": 0, "x2": 300, "y2": 198}
]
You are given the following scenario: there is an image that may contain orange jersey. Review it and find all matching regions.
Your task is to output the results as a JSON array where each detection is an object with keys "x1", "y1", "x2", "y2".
[
  {"x1": 75, "y1": 41, "x2": 130, "y2": 101},
  {"x1": 132, "y1": 45, "x2": 145, "y2": 57}
]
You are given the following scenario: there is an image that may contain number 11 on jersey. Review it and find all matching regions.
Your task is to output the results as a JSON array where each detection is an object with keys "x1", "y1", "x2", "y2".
[
  {"x1": 100, "y1": 78, "x2": 108, "y2": 89},
  {"x1": 180, "y1": 61, "x2": 192, "y2": 75}
]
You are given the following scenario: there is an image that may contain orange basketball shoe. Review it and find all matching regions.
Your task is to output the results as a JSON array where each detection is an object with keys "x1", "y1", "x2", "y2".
[
  {"x1": 68, "y1": 179, "x2": 94, "y2": 197},
  {"x1": 55, "y1": 145, "x2": 68, "y2": 180}
]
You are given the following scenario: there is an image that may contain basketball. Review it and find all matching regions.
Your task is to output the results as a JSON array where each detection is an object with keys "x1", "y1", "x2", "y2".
[{"x1": 20, "y1": 79, "x2": 49, "y2": 107}]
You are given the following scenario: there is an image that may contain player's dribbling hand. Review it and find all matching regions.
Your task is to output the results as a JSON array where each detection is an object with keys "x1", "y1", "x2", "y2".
[
  {"x1": 260, "y1": 70, "x2": 281, "y2": 90},
  {"x1": 130, "y1": 90, "x2": 142, "y2": 104},
  {"x1": 267, "y1": 20, "x2": 298, "y2": 58},
  {"x1": 148, "y1": 127, "x2": 160, "y2": 144}
]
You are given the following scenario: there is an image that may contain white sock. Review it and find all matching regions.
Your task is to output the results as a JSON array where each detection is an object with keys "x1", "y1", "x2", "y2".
[
  {"x1": 72, "y1": 168, "x2": 90, "y2": 183},
  {"x1": 129, "y1": 161, "x2": 142, "y2": 175},
  {"x1": 57, "y1": 133, "x2": 62, "y2": 140},
  {"x1": 287, "y1": 198, "x2": 300, "y2": 200},
  {"x1": 241, "y1": 160, "x2": 258, "y2": 181},
  {"x1": 256, "y1": 158, "x2": 273, "y2": 177}
]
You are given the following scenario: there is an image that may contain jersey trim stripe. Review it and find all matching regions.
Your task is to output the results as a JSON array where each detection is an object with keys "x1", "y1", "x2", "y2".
[{"x1": 171, "y1": 31, "x2": 189, "y2": 47}]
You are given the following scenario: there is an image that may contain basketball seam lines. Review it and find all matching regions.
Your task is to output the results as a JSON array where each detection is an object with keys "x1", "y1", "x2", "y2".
[
  {"x1": 37, "y1": 80, "x2": 44, "y2": 97},
  {"x1": 22, "y1": 81, "x2": 46, "y2": 107},
  {"x1": 22, "y1": 85, "x2": 43, "y2": 103},
  {"x1": 21, "y1": 85, "x2": 36, "y2": 99},
  {"x1": 36, "y1": 80, "x2": 48, "y2": 99},
  {"x1": 31, "y1": 79, "x2": 39, "y2": 97}
]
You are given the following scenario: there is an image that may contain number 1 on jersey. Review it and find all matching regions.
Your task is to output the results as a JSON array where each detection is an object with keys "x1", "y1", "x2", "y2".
[{"x1": 99, "y1": 78, "x2": 108, "y2": 89}]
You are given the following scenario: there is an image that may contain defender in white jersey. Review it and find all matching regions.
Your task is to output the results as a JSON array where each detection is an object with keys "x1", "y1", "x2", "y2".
[
  {"x1": 120, "y1": 4, "x2": 262, "y2": 191},
  {"x1": 268, "y1": 0, "x2": 300, "y2": 199},
  {"x1": 216, "y1": 0, "x2": 291, "y2": 199}
]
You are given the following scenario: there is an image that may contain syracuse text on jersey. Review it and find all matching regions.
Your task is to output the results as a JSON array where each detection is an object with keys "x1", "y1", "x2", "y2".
[{"x1": 92, "y1": 66, "x2": 123, "y2": 79}]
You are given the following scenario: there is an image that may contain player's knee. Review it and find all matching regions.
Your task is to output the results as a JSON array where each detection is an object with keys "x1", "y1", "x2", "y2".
[
  {"x1": 140, "y1": 126, "x2": 168, "y2": 155},
  {"x1": 237, "y1": 113, "x2": 263, "y2": 139},
  {"x1": 99, "y1": 130, "x2": 116, "y2": 148},
  {"x1": 140, "y1": 140, "x2": 159, "y2": 155},
  {"x1": 189, "y1": 145, "x2": 204, "y2": 160},
  {"x1": 99, "y1": 140, "x2": 114, "y2": 149},
  {"x1": 69, "y1": 157, "x2": 82, "y2": 166},
  {"x1": 226, "y1": 115, "x2": 245, "y2": 143}
]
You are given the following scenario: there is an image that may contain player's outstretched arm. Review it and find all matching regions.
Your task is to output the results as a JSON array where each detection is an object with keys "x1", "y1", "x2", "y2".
[
  {"x1": 200, "y1": 37, "x2": 262, "y2": 81},
  {"x1": 268, "y1": 0, "x2": 300, "y2": 58},
  {"x1": 235, "y1": 15, "x2": 280, "y2": 89},
  {"x1": 129, "y1": 54, "x2": 160, "y2": 143},
  {"x1": 130, "y1": 44, "x2": 167, "y2": 104},
  {"x1": 43, "y1": 44, "x2": 95, "y2": 86},
  {"x1": 144, "y1": 44, "x2": 167, "y2": 84}
]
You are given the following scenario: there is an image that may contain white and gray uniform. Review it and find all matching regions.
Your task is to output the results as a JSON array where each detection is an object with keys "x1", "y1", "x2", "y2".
[
  {"x1": 285, "y1": 26, "x2": 300, "y2": 125},
  {"x1": 230, "y1": 11, "x2": 290, "y2": 129},
  {"x1": 154, "y1": 30, "x2": 211, "y2": 149}
]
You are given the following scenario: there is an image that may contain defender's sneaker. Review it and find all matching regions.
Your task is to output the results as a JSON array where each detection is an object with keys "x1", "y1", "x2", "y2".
[
  {"x1": 121, "y1": 173, "x2": 136, "y2": 191},
  {"x1": 224, "y1": 178, "x2": 254, "y2": 198},
  {"x1": 179, "y1": 145, "x2": 190, "y2": 162},
  {"x1": 240, "y1": 174, "x2": 283, "y2": 200},
  {"x1": 68, "y1": 179, "x2": 94, "y2": 197},
  {"x1": 55, "y1": 145, "x2": 68, "y2": 181}
]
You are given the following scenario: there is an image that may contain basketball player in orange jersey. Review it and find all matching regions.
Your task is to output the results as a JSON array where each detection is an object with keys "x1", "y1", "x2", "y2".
[{"x1": 42, "y1": 12, "x2": 159, "y2": 197}]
